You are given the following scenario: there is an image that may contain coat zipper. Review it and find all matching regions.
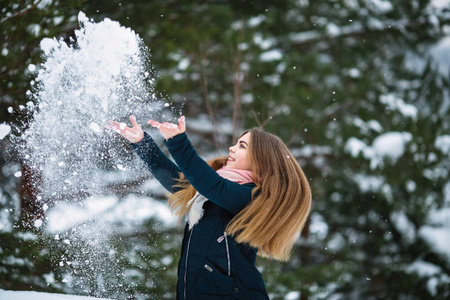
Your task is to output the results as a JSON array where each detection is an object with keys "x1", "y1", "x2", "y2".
[
  {"x1": 224, "y1": 232, "x2": 231, "y2": 276},
  {"x1": 184, "y1": 228, "x2": 194, "y2": 299}
]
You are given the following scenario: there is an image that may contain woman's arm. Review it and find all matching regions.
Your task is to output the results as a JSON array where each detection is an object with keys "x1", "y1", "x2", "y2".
[
  {"x1": 131, "y1": 133, "x2": 181, "y2": 193},
  {"x1": 106, "y1": 116, "x2": 181, "y2": 193},
  {"x1": 149, "y1": 116, "x2": 253, "y2": 214},
  {"x1": 164, "y1": 133, "x2": 254, "y2": 215},
  {"x1": 111, "y1": 115, "x2": 254, "y2": 214}
]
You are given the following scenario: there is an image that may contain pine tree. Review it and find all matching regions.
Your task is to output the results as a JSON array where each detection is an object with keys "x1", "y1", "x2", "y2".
[{"x1": 1, "y1": 1, "x2": 449, "y2": 299}]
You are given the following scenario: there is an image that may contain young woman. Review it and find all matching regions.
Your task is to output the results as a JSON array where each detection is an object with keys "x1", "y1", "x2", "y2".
[{"x1": 107, "y1": 115, "x2": 312, "y2": 299}]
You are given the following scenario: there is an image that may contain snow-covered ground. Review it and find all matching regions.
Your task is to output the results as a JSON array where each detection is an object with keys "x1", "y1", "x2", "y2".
[{"x1": 0, "y1": 289, "x2": 111, "y2": 300}]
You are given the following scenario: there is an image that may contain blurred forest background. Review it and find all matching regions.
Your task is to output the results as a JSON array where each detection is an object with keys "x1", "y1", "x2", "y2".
[{"x1": 1, "y1": 0, "x2": 449, "y2": 299}]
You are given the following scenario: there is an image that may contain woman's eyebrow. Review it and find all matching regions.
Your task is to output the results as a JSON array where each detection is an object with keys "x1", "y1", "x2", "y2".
[{"x1": 239, "y1": 141, "x2": 249, "y2": 146}]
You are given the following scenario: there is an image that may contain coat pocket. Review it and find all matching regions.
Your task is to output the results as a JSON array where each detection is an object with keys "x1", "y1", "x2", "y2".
[{"x1": 197, "y1": 259, "x2": 235, "y2": 296}]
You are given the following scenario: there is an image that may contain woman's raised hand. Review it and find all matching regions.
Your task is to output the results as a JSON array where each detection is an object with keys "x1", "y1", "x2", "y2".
[
  {"x1": 148, "y1": 115, "x2": 186, "y2": 140},
  {"x1": 106, "y1": 115, "x2": 144, "y2": 143}
]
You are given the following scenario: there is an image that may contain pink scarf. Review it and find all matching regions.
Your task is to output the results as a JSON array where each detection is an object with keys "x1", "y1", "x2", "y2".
[
  {"x1": 216, "y1": 166, "x2": 254, "y2": 184},
  {"x1": 187, "y1": 167, "x2": 254, "y2": 229}
]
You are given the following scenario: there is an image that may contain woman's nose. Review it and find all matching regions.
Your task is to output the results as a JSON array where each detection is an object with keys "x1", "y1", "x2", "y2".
[{"x1": 229, "y1": 146, "x2": 235, "y2": 153}]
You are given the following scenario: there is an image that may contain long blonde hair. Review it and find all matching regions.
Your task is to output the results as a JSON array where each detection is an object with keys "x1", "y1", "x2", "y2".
[{"x1": 168, "y1": 128, "x2": 312, "y2": 261}]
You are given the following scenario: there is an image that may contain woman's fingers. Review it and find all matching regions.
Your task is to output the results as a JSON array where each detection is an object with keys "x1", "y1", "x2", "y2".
[
  {"x1": 107, "y1": 115, "x2": 186, "y2": 142},
  {"x1": 178, "y1": 116, "x2": 186, "y2": 132},
  {"x1": 148, "y1": 120, "x2": 162, "y2": 128},
  {"x1": 149, "y1": 117, "x2": 185, "y2": 129},
  {"x1": 106, "y1": 121, "x2": 119, "y2": 129},
  {"x1": 162, "y1": 122, "x2": 178, "y2": 129},
  {"x1": 105, "y1": 121, "x2": 122, "y2": 132},
  {"x1": 106, "y1": 115, "x2": 144, "y2": 143},
  {"x1": 106, "y1": 121, "x2": 126, "y2": 133},
  {"x1": 129, "y1": 115, "x2": 140, "y2": 128},
  {"x1": 122, "y1": 130, "x2": 141, "y2": 139},
  {"x1": 148, "y1": 116, "x2": 185, "y2": 140}
]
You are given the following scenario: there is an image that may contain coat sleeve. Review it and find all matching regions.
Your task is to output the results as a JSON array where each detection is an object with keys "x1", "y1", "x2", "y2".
[
  {"x1": 164, "y1": 133, "x2": 254, "y2": 215},
  {"x1": 131, "y1": 132, "x2": 181, "y2": 193}
]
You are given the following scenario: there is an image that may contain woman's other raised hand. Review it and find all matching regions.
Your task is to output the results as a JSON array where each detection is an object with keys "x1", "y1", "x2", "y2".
[
  {"x1": 148, "y1": 115, "x2": 185, "y2": 140},
  {"x1": 106, "y1": 115, "x2": 144, "y2": 143}
]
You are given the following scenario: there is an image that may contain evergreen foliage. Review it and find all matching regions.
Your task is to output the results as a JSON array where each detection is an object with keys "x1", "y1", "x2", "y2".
[{"x1": 1, "y1": 0, "x2": 449, "y2": 299}]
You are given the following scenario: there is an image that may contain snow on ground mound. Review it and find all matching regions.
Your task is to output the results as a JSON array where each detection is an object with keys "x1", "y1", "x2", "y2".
[{"x1": 0, "y1": 289, "x2": 111, "y2": 300}]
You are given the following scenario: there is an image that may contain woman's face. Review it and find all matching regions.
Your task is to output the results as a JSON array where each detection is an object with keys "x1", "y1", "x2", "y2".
[{"x1": 227, "y1": 132, "x2": 251, "y2": 170}]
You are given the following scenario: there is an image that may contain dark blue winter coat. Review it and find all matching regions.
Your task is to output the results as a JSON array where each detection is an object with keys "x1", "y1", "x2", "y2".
[{"x1": 131, "y1": 132, "x2": 269, "y2": 299}]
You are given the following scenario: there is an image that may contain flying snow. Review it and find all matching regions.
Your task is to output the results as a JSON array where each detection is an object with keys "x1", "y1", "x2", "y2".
[
  {"x1": 20, "y1": 11, "x2": 157, "y2": 200},
  {"x1": 0, "y1": 123, "x2": 11, "y2": 140},
  {"x1": 16, "y1": 12, "x2": 161, "y2": 297}
]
